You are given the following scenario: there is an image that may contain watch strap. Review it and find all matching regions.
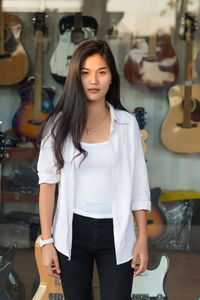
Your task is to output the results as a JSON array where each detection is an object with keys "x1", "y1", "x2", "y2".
[{"x1": 39, "y1": 237, "x2": 54, "y2": 247}]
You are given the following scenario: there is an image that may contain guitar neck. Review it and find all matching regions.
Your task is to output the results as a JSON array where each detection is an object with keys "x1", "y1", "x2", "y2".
[
  {"x1": 183, "y1": 38, "x2": 193, "y2": 125},
  {"x1": 33, "y1": 30, "x2": 43, "y2": 123},
  {"x1": 0, "y1": 0, "x2": 5, "y2": 54}
]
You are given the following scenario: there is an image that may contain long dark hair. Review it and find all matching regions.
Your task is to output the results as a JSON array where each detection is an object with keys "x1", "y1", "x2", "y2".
[{"x1": 35, "y1": 39, "x2": 126, "y2": 170}]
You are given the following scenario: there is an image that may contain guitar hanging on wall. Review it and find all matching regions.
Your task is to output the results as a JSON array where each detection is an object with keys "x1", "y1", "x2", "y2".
[
  {"x1": 50, "y1": 13, "x2": 98, "y2": 85},
  {"x1": 124, "y1": 33, "x2": 179, "y2": 89},
  {"x1": 0, "y1": 0, "x2": 28, "y2": 85},
  {"x1": 134, "y1": 107, "x2": 148, "y2": 155},
  {"x1": 12, "y1": 12, "x2": 55, "y2": 141},
  {"x1": 161, "y1": 13, "x2": 200, "y2": 153}
]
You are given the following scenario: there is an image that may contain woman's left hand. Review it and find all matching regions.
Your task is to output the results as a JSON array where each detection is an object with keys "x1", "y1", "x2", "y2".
[{"x1": 131, "y1": 237, "x2": 148, "y2": 277}]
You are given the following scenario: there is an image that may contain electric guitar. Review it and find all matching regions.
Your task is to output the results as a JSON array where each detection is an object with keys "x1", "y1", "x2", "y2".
[
  {"x1": 134, "y1": 107, "x2": 148, "y2": 155},
  {"x1": 0, "y1": 243, "x2": 25, "y2": 300},
  {"x1": 0, "y1": 0, "x2": 28, "y2": 85},
  {"x1": 161, "y1": 13, "x2": 200, "y2": 153},
  {"x1": 50, "y1": 13, "x2": 98, "y2": 84},
  {"x1": 12, "y1": 13, "x2": 55, "y2": 141},
  {"x1": 32, "y1": 235, "x2": 64, "y2": 300},
  {"x1": 124, "y1": 33, "x2": 179, "y2": 89},
  {"x1": 131, "y1": 255, "x2": 169, "y2": 299}
]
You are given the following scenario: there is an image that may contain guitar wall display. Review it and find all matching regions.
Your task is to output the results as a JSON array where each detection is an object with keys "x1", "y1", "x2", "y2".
[
  {"x1": 124, "y1": 33, "x2": 179, "y2": 89},
  {"x1": 50, "y1": 13, "x2": 98, "y2": 84},
  {"x1": 161, "y1": 13, "x2": 200, "y2": 153},
  {"x1": 0, "y1": 0, "x2": 28, "y2": 85},
  {"x1": 12, "y1": 13, "x2": 55, "y2": 141},
  {"x1": 131, "y1": 255, "x2": 169, "y2": 299}
]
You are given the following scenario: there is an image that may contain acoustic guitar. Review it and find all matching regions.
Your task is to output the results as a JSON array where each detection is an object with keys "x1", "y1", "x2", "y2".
[
  {"x1": 50, "y1": 13, "x2": 98, "y2": 84},
  {"x1": 12, "y1": 13, "x2": 55, "y2": 141},
  {"x1": 124, "y1": 33, "x2": 179, "y2": 89},
  {"x1": 161, "y1": 13, "x2": 200, "y2": 153},
  {"x1": 0, "y1": 0, "x2": 28, "y2": 85}
]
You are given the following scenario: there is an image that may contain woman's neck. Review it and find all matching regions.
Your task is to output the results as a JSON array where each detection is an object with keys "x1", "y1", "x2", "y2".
[{"x1": 86, "y1": 101, "x2": 109, "y2": 128}]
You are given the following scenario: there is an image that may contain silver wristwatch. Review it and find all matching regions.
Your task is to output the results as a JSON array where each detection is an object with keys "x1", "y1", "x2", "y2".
[{"x1": 38, "y1": 237, "x2": 54, "y2": 247}]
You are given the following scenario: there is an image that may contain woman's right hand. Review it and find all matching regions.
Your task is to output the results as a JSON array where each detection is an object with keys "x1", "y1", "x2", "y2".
[{"x1": 42, "y1": 243, "x2": 61, "y2": 278}]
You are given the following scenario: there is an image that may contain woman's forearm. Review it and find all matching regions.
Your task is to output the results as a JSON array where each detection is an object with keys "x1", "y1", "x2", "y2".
[
  {"x1": 132, "y1": 210, "x2": 148, "y2": 240},
  {"x1": 39, "y1": 183, "x2": 56, "y2": 239}
]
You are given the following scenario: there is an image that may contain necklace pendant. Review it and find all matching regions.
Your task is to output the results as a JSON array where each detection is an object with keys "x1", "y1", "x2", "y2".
[{"x1": 87, "y1": 130, "x2": 91, "y2": 134}]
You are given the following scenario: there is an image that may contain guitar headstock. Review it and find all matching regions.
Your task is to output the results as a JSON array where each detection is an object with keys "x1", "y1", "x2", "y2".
[
  {"x1": 33, "y1": 12, "x2": 48, "y2": 36},
  {"x1": 134, "y1": 107, "x2": 147, "y2": 130},
  {"x1": 182, "y1": 13, "x2": 198, "y2": 41},
  {"x1": 0, "y1": 131, "x2": 6, "y2": 164}
]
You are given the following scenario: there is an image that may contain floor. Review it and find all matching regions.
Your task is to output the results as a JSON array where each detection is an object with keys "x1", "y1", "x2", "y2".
[{"x1": 11, "y1": 246, "x2": 200, "y2": 300}]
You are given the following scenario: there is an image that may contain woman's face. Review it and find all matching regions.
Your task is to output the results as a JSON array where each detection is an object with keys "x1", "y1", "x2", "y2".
[{"x1": 81, "y1": 53, "x2": 112, "y2": 104}]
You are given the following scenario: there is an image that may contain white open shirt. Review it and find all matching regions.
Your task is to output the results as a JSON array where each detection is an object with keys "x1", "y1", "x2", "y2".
[{"x1": 37, "y1": 102, "x2": 151, "y2": 265}]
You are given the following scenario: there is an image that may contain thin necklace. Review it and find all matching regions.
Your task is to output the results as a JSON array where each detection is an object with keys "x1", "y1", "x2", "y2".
[{"x1": 85, "y1": 109, "x2": 108, "y2": 135}]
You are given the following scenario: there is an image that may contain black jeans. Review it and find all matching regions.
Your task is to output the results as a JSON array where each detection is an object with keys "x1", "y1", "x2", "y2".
[{"x1": 57, "y1": 213, "x2": 133, "y2": 300}]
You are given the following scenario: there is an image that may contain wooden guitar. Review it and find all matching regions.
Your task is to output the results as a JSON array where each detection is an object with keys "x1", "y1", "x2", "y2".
[
  {"x1": 161, "y1": 13, "x2": 200, "y2": 153},
  {"x1": 12, "y1": 13, "x2": 55, "y2": 141},
  {"x1": 0, "y1": 0, "x2": 28, "y2": 85},
  {"x1": 131, "y1": 255, "x2": 169, "y2": 299},
  {"x1": 124, "y1": 33, "x2": 179, "y2": 89},
  {"x1": 134, "y1": 107, "x2": 148, "y2": 155},
  {"x1": 33, "y1": 235, "x2": 64, "y2": 300},
  {"x1": 50, "y1": 13, "x2": 98, "y2": 84}
]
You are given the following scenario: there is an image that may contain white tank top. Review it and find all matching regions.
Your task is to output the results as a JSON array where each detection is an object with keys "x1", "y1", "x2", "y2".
[{"x1": 73, "y1": 140, "x2": 113, "y2": 218}]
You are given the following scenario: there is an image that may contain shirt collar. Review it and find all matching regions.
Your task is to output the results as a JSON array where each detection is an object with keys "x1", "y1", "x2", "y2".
[{"x1": 106, "y1": 101, "x2": 130, "y2": 134}]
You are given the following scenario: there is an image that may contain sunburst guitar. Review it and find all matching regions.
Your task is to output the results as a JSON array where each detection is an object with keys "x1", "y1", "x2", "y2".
[
  {"x1": 0, "y1": 0, "x2": 28, "y2": 85},
  {"x1": 12, "y1": 13, "x2": 54, "y2": 141},
  {"x1": 161, "y1": 13, "x2": 200, "y2": 153},
  {"x1": 32, "y1": 235, "x2": 64, "y2": 300}
]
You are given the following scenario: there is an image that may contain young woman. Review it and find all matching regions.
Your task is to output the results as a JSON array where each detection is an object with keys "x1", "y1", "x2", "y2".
[{"x1": 36, "y1": 39, "x2": 151, "y2": 300}]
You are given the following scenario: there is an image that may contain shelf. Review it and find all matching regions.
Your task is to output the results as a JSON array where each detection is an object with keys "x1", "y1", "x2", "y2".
[
  {"x1": 4, "y1": 147, "x2": 38, "y2": 159},
  {"x1": 2, "y1": 190, "x2": 38, "y2": 203}
]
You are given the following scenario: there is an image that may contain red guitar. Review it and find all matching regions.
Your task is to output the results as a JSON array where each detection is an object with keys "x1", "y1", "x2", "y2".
[{"x1": 12, "y1": 13, "x2": 55, "y2": 141}]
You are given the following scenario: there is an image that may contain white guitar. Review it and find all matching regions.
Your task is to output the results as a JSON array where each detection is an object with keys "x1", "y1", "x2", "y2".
[
  {"x1": 50, "y1": 13, "x2": 98, "y2": 84},
  {"x1": 131, "y1": 255, "x2": 169, "y2": 300}
]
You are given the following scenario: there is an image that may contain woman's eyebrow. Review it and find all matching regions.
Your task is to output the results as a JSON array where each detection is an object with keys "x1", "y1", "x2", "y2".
[{"x1": 81, "y1": 66, "x2": 108, "y2": 70}]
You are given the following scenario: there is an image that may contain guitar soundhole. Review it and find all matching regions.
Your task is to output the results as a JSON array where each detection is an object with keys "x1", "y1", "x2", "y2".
[{"x1": 181, "y1": 98, "x2": 200, "y2": 122}]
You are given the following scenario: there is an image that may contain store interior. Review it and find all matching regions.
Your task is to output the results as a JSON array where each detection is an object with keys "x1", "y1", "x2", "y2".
[{"x1": 0, "y1": 0, "x2": 200, "y2": 299}]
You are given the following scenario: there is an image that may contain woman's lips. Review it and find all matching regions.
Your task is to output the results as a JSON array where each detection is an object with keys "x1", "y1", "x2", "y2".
[{"x1": 88, "y1": 89, "x2": 100, "y2": 93}]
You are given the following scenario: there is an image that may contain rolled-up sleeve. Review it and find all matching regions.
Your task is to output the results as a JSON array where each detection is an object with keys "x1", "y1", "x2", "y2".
[
  {"x1": 131, "y1": 117, "x2": 151, "y2": 212},
  {"x1": 37, "y1": 131, "x2": 60, "y2": 184}
]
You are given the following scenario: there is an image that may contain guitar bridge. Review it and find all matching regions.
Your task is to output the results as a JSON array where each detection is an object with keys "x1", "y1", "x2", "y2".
[{"x1": 177, "y1": 122, "x2": 197, "y2": 128}]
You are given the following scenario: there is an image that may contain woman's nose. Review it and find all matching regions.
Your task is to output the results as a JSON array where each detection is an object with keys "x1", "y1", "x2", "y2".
[{"x1": 89, "y1": 72, "x2": 99, "y2": 84}]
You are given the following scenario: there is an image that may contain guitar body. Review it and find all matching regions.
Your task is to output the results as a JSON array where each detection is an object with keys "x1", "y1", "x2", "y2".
[
  {"x1": 161, "y1": 84, "x2": 200, "y2": 153},
  {"x1": 12, "y1": 77, "x2": 55, "y2": 140},
  {"x1": 124, "y1": 34, "x2": 179, "y2": 89},
  {"x1": 50, "y1": 15, "x2": 98, "y2": 84},
  {"x1": 0, "y1": 13, "x2": 28, "y2": 85},
  {"x1": 147, "y1": 187, "x2": 167, "y2": 240},
  {"x1": 131, "y1": 255, "x2": 169, "y2": 299},
  {"x1": 33, "y1": 236, "x2": 64, "y2": 300}
]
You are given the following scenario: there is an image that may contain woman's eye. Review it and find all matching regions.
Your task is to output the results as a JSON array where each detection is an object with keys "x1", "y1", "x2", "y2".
[
  {"x1": 99, "y1": 71, "x2": 106, "y2": 75},
  {"x1": 81, "y1": 71, "x2": 88, "y2": 76}
]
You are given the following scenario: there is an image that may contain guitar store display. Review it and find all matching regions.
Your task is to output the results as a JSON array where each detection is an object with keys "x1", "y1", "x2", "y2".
[
  {"x1": 0, "y1": 0, "x2": 28, "y2": 85},
  {"x1": 161, "y1": 13, "x2": 200, "y2": 153}
]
